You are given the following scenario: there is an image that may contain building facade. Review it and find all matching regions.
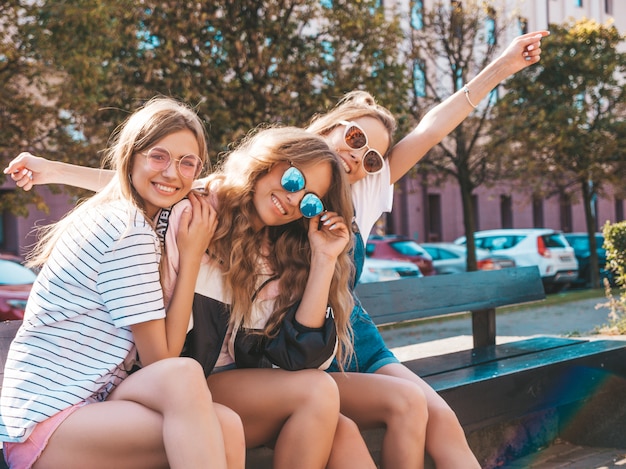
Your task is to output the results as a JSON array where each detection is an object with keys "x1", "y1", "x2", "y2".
[{"x1": 381, "y1": 0, "x2": 626, "y2": 243}]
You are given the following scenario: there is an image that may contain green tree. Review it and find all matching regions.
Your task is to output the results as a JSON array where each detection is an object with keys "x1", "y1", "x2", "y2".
[
  {"x1": 406, "y1": 0, "x2": 512, "y2": 270},
  {"x1": 492, "y1": 19, "x2": 626, "y2": 288},
  {"x1": 1, "y1": 0, "x2": 409, "y2": 217}
]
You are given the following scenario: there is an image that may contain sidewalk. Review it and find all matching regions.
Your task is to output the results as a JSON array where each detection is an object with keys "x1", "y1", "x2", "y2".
[{"x1": 382, "y1": 295, "x2": 623, "y2": 359}]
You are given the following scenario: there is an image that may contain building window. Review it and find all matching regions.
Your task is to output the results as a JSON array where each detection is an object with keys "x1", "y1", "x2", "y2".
[
  {"x1": 574, "y1": 0, "x2": 583, "y2": 7},
  {"x1": 485, "y1": 7, "x2": 496, "y2": 46},
  {"x1": 500, "y1": 195, "x2": 513, "y2": 228},
  {"x1": 560, "y1": 196, "x2": 572, "y2": 233},
  {"x1": 605, "y1": 0, "x2": 613, "y2": 14},
  {"x1": 427, "y1": 194, "x2": 442, "y2": 242},
  {"x1": 518, "y1": 17, "x2": 528, "y2": 34},
  {"x1": 451, "y1": 1, "x2": 463, "y2": 40},
  {"x1": 532, "y1": 197, "x2": 544, "y2": 228},
  {"x1": 616, "y1": 198, "x2": 624, "y2": 221},
  {"x1": 413, "y1": 60, "x2": 426, "y2": 97},
  {"x1": 411, "y1": 0, "x2": 424, "y2": 30}
]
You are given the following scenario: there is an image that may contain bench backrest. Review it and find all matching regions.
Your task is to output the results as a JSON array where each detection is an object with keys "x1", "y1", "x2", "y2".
[{"x1": 354, "y1": 266, "x2": 545, "y2": 326}]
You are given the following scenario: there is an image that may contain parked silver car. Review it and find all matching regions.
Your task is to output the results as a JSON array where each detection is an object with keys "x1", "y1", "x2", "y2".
[{"x1": 421, "y1": 242, "x2": 516, "y2": 275}]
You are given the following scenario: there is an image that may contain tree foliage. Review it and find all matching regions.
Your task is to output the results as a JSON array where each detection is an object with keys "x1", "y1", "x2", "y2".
[
  {"x1": 491, "y1": 18, "x2": 626, "y2": 287},
  {"x1": 1, "y1": 0, "x2": 410, "y2": 217},
  {"x1": 406, "y1": 0, "x2": 513, "y2": 270}
]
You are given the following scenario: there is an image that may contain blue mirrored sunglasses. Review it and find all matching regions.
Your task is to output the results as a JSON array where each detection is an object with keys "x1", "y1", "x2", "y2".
[{"x1": 280, "y1": 166, "x2": 325, "y2": 218}]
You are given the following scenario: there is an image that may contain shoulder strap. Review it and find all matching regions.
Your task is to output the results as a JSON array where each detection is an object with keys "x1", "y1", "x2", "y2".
[{"x1": 155, "y1": 207, "x2": 173, "y2": 251}]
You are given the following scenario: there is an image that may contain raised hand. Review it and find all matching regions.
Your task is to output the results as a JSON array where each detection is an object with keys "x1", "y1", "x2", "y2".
[{"x1": 307, "y1": 211, "x2": 350, "y2": 261}]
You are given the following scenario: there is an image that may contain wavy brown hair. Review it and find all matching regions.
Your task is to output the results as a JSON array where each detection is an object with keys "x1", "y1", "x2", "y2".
[
  {"x1": 205, "y1": 125, "x2": 355, "y2": 368},
  {"x1": 306, "y1": 90, "x2": 397, "y2": 158},
  {"x1": 27, "y1": 97, "x2": 208, "y2": 268}
]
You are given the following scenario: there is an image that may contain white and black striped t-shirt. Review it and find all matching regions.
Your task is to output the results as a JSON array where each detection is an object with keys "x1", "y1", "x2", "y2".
[{"x1": 0, "y1": 200, "x2": 166, "y2": 443}]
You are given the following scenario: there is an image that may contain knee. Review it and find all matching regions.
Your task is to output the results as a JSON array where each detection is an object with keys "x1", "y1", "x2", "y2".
[
  {"x1": 157, "y1": 357, "x2": 210, "y2": 400},
  {"x1": 295, "y1": 369, "x2": 340, "y2": 414},
  {"x1": 386, "y1": 381, "x2": 428, "y2": 426}
]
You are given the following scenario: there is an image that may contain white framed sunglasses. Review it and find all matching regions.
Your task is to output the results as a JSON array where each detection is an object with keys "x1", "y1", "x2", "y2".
[{"x1": 339, "y1": 120, "x2": 385, "y2": 175}]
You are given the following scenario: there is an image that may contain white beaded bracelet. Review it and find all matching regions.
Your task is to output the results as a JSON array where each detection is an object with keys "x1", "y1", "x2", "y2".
[{"x1": 462, "y1": 84, "x2": 477, "y2": 109}]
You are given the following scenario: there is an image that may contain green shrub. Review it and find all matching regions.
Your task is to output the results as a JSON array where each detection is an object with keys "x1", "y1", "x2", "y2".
[{"x1": 598, "y1": 221, "x2": 626, "y2": 334}]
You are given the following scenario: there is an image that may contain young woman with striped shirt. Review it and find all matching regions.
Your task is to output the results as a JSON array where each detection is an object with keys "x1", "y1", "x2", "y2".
[{"x1": 0, "y1": 97, "x2": 245, "y2": 469}]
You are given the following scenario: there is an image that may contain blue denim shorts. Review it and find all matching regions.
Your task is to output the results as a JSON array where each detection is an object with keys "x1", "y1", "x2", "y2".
[{"x1": 328, "y1": 302, "x2": 399, "y2": 373}]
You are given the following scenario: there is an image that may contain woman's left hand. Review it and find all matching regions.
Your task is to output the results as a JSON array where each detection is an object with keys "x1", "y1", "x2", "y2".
[{"x1": 307, "y1": 211, "x2": 350, "y2": 260}]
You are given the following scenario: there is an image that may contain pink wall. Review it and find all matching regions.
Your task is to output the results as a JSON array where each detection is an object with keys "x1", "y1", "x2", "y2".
[{"x1": 388, "y1": 175, "x2": 624, "y2": 243}]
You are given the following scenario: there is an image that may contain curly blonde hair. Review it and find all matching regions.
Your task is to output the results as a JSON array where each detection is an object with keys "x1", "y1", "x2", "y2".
[
  {"x1": 306, "y1": 90, "x2": 397, "y2": 158},
  {"x1": 205, "y1": 125, "x2": 356, "y2": 368},
  {"x1": 27, "y1": 97, "x2": 208, "y2": 267}
]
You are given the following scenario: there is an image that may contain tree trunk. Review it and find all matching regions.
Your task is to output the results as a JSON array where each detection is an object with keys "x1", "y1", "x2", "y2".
[
  {"x1": 581, "y1": 178, "x2": 600, "y2": 288},
  {"x1": 460, "y1": 177, "x2": 477, "y2": 271}
]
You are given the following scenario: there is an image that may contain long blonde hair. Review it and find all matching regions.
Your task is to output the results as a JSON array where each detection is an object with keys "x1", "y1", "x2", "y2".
[
  {"x1": 307, "y1": 90, "x2": 397, "y2": 158},
  {"x1": 206, "y1": 126, "x2": 355, "y2": 368},
  {"x1": 27, "y1": 97, "x2": 208, "y2": 268}
]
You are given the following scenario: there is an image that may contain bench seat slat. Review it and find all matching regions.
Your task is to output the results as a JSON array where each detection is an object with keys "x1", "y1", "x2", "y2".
[
  {"x1": 404, "y1": 337, "x2": 587, "y2": 377},
  {"x1": 424, "y1": 339, "x2": 626, "y2": 391}
]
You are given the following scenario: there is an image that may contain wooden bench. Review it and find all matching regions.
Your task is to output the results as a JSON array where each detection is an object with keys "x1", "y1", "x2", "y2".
[
  {"x1": 247, "y1": 266, "x2": 626, "y2": 468},
  {"x1": 2, "y1": 266, "x2": 626, "y2": 468}
]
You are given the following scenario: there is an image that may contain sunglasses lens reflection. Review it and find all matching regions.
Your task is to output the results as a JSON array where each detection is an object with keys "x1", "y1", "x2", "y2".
[
  {"x1": 363, "y1": 150, "x2": 384, "y2": 174},
  {"x1": 300, "y1": 193, "x2": 324, "y2": 218},
  {"x1": 281, "y1": 166, "x2": 305, "y2": 192},
  {"x1": 344, "y1": 126, "x2": 367, "y2": 149}
]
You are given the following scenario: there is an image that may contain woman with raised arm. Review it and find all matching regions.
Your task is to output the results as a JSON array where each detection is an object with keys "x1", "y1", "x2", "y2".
[{"x1": 303, "y1": 30, "x2": 549, "y2": 468}]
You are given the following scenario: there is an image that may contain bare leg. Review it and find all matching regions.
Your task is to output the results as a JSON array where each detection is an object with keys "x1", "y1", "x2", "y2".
[
  {"x1": 35, "y1": 357, "x2": 237, "y2": 469},
  {"x1": 326, "y1": 414, "x2": 377, "y2": 469},
  {"x1": 208, "y1": 368, "x2": 340, "y2": 469},
  {"x1": 331, "y1": 372, "x2": 428, "y2": 469},
  {"x1": 376, "y1": 363, "x2": 480, "y2": 469}
]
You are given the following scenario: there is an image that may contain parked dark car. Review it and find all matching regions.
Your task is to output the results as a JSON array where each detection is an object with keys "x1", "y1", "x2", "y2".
[
  {"x1": 366, "y1": 235, "x2": 436, "y2": 276},
  {"x1": 421, "y1": 242, "x2": 516, "y2": 275},
  {"x1": 0, "y1": 258, "x2": 36, "y2": 321},
  {"x1": 563, "y1": 233, "x2": 615, "y2": 287}
]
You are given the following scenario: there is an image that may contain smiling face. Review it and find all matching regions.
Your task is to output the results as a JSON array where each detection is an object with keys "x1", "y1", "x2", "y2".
[
  {"x1": 130, "y1": 129, "x2": 200, "y2": 218},
  {"x1": 252, "y1": 160, "x2": 332, "y2": 229},
  {"x1": 325, "y1": 116, "x2": 390, "y2": 185}
]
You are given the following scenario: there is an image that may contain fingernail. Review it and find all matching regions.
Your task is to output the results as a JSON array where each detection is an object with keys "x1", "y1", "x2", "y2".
[{"x1": 321, "y1": 214, "x2": 328, "y2": 221}]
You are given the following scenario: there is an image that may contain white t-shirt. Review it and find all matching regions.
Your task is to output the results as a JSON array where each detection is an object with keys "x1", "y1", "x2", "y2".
[
  {"x1": 0, "y1": 200, "x2": 165, "y2": 443},
  {"x1": 350, "y1": 160, "x2": 394, "y2": 239}
]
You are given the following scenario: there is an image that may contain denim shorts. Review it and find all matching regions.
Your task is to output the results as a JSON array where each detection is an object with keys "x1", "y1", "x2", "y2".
[{"x1": 328, "y1": 302, "x2": 399, "y2": 373}]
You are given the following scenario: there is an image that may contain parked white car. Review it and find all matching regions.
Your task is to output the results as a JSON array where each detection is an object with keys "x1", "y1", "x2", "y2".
[
  {"x1": 358, "y1": 257, "x2": 423, "y2": 284},
  {"x1": 454, "y1": 229, "x2": 578, "y2": 293}
]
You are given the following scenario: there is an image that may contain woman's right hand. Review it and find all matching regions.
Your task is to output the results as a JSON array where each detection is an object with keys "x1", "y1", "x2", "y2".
[
  {"x1": 176, "y1": 192, "x2": 218, "y2": 265},
  {"x1": 3, "y1": 152, "x2": 52, "y2": 191}
]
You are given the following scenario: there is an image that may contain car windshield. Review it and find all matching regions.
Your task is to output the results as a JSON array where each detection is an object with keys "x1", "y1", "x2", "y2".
[
  {"x1": 0, "y1": 260, "x2": 37, "y2": 285},
  {"x1": 390, "y1": 240, "x2": 428, "y2": 256}
]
